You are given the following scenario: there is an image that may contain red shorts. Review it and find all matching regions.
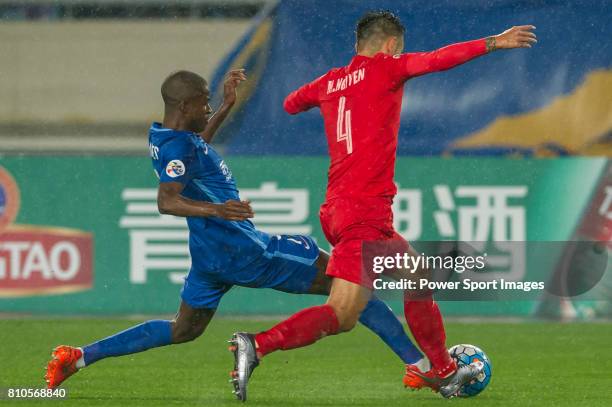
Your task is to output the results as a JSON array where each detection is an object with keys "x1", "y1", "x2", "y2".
[{"x1": 319, "y1": 197, "x2": 409, "y2": 289}]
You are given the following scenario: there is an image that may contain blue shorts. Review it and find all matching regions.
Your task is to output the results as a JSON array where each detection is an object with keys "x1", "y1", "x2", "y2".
[{"x1": 180, "y1": 234, "x2": 320, "y2": 309}]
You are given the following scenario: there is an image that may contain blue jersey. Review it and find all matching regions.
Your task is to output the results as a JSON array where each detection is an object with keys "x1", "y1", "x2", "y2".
[{"x1": 148, "y1": 122, "x2": 270, "y2": 274}]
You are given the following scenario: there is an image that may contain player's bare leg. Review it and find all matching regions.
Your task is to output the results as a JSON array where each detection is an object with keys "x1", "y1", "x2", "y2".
[
  {"x1": 304, "y1": 249, "x2": 333, "y2": 294},
  {"x1": 228, "y1": 251, "x2": 333, "y2": 402},
  {"x1": 229, "y1": 247, "x2": 426, "y2": 400},
  {"x1": 171, "y1": 301, "x2": 216, "y2": 344},
  {"x1": 230, "y1": 277, "x2": 371, "y2": 401},
  {"x1": 45, "y1": 301, "x2": 214, "y2": 388},
  {"x1": 230, "y1": 278, "x2": 371, "y2": 401},
  {"x1": 229, "y1": 250, "x2": 369, "y2": 401},
  {"x1": 306, "y1": 249, "x2": 427, "y2": 368},
  {"x1": 306, "y1": 249, "x2": 425, "y2": 370},
  {"x1": 325, "y1": 278, "x2": 371, "y2": 332}
]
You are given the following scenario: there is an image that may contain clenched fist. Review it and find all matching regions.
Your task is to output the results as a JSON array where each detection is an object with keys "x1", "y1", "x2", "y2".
[{"x1": 215, "y1": 199, "x2": 254, "y2": 221}]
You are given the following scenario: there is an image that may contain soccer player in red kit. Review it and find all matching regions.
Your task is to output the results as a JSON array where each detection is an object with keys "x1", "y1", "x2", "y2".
[{"x1": 230, "y1": 11, "x2": 536, "y2": 398}]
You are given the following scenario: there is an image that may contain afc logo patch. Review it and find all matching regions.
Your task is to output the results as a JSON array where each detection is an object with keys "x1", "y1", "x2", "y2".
[{"x1": 165, "y1": 160, "x2": 186, "y2": 178}]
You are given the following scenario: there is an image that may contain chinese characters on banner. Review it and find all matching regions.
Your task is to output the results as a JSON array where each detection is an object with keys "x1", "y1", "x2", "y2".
[{"x1": 120, "y1": 183, "x2": 527, "y2": 284}]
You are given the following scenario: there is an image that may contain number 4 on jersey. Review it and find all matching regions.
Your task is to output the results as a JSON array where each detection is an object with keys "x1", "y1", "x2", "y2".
[{"x1": 336, "y1": 96, "x2": 353, "y2": 154}]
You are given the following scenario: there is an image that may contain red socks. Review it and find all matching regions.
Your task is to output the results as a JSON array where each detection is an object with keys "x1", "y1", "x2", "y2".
[
  {"x1": 255, "y1": 305, "x2": 340, "y2": 357},
  {"x1": 254, "y1": 296, "x2": 454, "y2": 377},
  {"x1": 403, "y1": 297, "x2": 455, "y2": 377}
]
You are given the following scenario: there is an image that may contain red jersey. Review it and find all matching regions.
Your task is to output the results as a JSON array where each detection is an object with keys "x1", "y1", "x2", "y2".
[{"x1": 284, "y1": 39, "x2": 488, "y2": 202}]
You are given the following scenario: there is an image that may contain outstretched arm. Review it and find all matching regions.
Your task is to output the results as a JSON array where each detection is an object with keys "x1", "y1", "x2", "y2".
[
  {"x1": 396, "y1": 25, "x2": 537, "y2": 80},
  {"x1": 157, "y1": 181, "x2": 254, "y2": 221},
  {"x1": 200, "y1": 69, "x2": 247, "y2": 143}
]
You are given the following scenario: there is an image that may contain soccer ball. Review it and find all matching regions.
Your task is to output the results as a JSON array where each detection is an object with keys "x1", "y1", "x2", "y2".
[{"x1": 448, "y1": 344, "x2": 492, "y2": 397}]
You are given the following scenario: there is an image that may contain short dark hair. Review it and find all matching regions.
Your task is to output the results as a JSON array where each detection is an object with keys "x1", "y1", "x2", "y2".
[
  {"x1": 355, "y1": 11, "x2": 405, "y2": 48},
  {"x1": 161, "y1": 70, "x2": 207, "y2": 107}
]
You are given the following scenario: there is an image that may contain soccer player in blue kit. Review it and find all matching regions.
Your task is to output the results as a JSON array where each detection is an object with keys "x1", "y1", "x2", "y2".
[{"x1": 45, "y1": 70, "x2": 427, "y2": 398}]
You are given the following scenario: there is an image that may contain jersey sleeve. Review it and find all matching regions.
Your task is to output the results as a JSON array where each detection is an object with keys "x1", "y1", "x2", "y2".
[
  {"x1": 283, "y1": 75, "x2": 324, "y2": 114},
  {"x1": 389, "y1": 38, "x2": 488, "y2": 84},
  {"x1": 159, "y1": 138, "x2": 198, "y2": 185}
]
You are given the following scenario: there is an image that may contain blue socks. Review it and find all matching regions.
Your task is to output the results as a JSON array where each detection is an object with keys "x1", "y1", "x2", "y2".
[
  {"x1": 82, "y1": 320, "x2": 173, "y2": 366},
  {"x1": 359, "y1": 297, "x2": 423, "y2": 364},
  {"x1": 80, "y1": 302, "x2": 421, "y2": 367}
]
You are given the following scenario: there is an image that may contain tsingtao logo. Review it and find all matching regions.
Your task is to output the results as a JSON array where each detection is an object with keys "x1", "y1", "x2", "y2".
[{"x1": 0, "y1": 165, "x2": 93, "y2": 297}]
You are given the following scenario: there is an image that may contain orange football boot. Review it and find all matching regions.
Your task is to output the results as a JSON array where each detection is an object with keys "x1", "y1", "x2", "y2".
[
  {"x1": 45, "y1": 346, "x2": 82, "y2": 389},
  {"x1": 403, "y1": 364, "x2": 441, "y2": 392}
]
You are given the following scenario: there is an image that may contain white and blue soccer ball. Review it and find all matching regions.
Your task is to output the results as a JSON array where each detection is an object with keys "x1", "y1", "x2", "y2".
[{"x1": 448, "y1": 344, "x2": 492, "y2": 397}]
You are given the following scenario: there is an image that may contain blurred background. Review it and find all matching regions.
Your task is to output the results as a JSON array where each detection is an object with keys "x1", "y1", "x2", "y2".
[
  {"x1": 0, "y1": 0, "x2": 610, "y2": 320},
  {"x1": 0, "y1": 0, "x2": 265, "y2": 153}
]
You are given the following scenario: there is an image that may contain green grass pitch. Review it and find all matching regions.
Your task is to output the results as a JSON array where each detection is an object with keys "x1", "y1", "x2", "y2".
[{"x1": 1, "y1": 318, "x2": 611, "y2": 406}]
